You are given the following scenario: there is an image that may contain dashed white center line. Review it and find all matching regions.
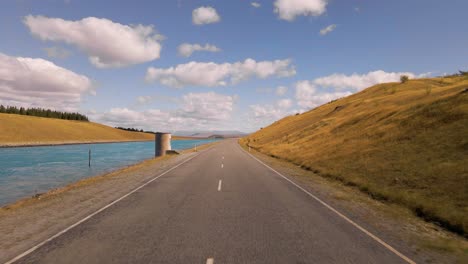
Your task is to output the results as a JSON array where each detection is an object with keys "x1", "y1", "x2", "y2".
[
  {"x1": 206, "y1": 258, "x2": 214, "y2": 264},
  {"x1": 218, "y1": 180, "x2": 222, "y2": 191},
  {"x1": 221, "y1": 163, "x2": 224, "y2": 168},
  {"x1": 222, "y1": 156, "x2": 224, "y2": 160}
]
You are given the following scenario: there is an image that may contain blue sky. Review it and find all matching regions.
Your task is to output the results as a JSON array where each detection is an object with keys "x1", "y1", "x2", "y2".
[{"x1": 0, "y1": 0, "x2": 467, "y2": 132}]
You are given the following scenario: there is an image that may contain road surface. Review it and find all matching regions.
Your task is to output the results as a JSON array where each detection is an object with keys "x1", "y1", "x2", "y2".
[{"x1": 11, "y1": 139, "x2": 413, "y2": 264}]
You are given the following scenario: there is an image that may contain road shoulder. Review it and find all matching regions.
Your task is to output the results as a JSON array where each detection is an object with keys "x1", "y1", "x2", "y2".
[
  {"x1": 239, "y1": 142, "x2": 467, "y2": 264},
  {"x1": 0, "y1": 143, "x2": 216, "y2": 263}
]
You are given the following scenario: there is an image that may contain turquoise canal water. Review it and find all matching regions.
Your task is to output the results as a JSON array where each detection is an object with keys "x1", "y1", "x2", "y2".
[{"x1": 0, "y1": 139, "x2": 218, "y2": 206}]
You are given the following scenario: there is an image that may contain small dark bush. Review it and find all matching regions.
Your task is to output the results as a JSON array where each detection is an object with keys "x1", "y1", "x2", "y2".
[{"x1": 400, "y1": 75, "x2": 409, "y2": 83}]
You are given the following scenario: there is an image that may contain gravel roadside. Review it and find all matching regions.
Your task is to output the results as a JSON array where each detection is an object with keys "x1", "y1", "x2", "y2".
[
  {"x1": 242, "y1": 144, "x2": 467, "y2": 264},
  {"x1": 0, "y1": 144, "x2": 215, "y2": 263}
]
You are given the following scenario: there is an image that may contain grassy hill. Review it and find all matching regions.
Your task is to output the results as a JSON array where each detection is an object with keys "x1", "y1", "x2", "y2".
[
  {"x1": 0, "y1": 114, "x2": 154, "y2": 146},
  {"x1": 241, "y1": 75, "x2": 468, "y2": 236}
]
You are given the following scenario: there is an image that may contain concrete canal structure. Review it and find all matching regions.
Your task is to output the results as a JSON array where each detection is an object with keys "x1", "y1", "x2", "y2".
[{"x1": 155, "y1": 132, "x2": 171, "y2": 157}]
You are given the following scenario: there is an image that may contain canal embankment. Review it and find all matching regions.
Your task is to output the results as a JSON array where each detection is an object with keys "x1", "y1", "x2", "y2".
[
  {"x1": 0, "y1": 141, "x2": 218, "y2": 263},
  {"x1": 0, "y1": 139, "x2": 219, "y2": 206}
]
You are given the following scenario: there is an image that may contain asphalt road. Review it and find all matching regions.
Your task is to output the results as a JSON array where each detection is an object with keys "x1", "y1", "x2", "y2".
[{"x1": 12, "y1": 139, "x2": 412, "y2": 264}]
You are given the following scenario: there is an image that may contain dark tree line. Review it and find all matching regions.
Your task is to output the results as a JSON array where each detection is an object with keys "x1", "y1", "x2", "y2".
[
  {"x1": 115, "y1": 127, "x2": 144, "y2": 132},
  {"x1": 115, "y1": 127, "x2": 155, "y2": 134},
  {"x1": 0, "y1": 105, "x2": 89, "y2": 121}
]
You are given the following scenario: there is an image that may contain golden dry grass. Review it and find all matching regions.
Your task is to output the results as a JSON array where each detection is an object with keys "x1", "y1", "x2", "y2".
[
  {"x1": 241, "y1": 75, "x2": 468, "y2": 236},
  {"x1": 0, "y1": 114, "x2": 154, "y2": 146}
]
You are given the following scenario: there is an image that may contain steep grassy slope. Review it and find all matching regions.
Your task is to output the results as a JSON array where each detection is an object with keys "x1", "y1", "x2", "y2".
[
  {"x1": 241, "y1": 76, "x2": 468, "y2": 236},
  {"x1": 0, "y1": 114, "x2": 154, "y2": 146}
]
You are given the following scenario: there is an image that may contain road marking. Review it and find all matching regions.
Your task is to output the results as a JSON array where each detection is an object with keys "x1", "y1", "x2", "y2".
[
  {"x1": 206, "y1": 257, "x2": 214, "y2": 264},
  {"x1": 241, "y1": 146, "x2": 416, "y2": 264},
  {"x1": 5, "y1": 152, "x2": 204, "y2": 264},
  {"x1": 221, "y1": 163, "x2": 224, "y2": 168},
  {"x1": 218, "y1": 180, "x2": 222, "y2": 191},
  {"x1": 222, "y1": 156, "x2": 224, "y2": 160}
]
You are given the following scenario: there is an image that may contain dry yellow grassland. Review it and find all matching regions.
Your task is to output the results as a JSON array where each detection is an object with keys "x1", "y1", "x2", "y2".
[
  {"x1": 241, "y1": 75, "x2": 468, "y2": 236},
  {"x1": 0, "y1": 114, "x2": 154, "y2": 146}
]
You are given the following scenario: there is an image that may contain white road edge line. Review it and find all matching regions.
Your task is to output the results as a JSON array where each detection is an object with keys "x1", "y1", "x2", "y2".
[
  {"x1": 5, "y1": 152, "x2": 203, "y2": 264},
  {"x1": 206, "y1": 257, "x2": 214, "y2": 264},
  {"x1": 218, "y1": 180, "x2": 222, "y2": 191},
  {"x1": 241, "y1": 146, "x2": 416, "y2": 264}
]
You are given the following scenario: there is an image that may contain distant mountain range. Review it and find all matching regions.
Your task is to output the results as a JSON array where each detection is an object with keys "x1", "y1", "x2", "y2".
[{"x1": 173, "y1": 130, "x2": 248, "y2": 138}]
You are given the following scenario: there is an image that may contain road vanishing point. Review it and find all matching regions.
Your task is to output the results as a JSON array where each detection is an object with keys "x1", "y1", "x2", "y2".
[{"x1": 8, "y1": 140, "x2": 414, "y2": 264}]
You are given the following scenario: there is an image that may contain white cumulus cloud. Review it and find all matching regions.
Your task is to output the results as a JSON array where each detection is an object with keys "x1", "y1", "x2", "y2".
[
  {"x1": 251, "y1": 2, "x2": 261, "y2": 8},
  {"x1": 177, "y1": 92, "x2": 236, "y2": 121},
  {"x1": 313, "y1": 70, "x2": 421, "y2": 91},
  {"x1": 250, "y1": 104, "x2": 285, "y2": 120},
  {"x1": 145, "y1": 58, "x2": 296, "y2": 88},
  {"x1": 178, "y1": 43, "x2": 221, "y2": 57},
  {"x1": 136, "y1": 95, "x2": 153, "y2": 105},
  {"x1": 192, "y1": 6, "x2": 221, "y2": 25},
  {"x1": 92, "y1": 108, "x2": 170, "y2": 129},
  {"x1": 90, "y1": 92, "x2": 236, "y2": 131},
  {"x1": 277, "y1": 98, "x2": 293, "y2": 109},
  {"x1": 320, "y1": 24, "x2": 336, "y2": 35},
  {"x1": 23, "y1": 15, "x2": 163, "y2": 68},
  {"x1": 249, "y1": 99, "x2": 294, "y2": 127},
  {"x1": 0, "y1": 52, "x2": 93, "y2": 111},
  {"x1": 276, "y1": 86, "x2": 288, "y2": 96},
  {"x1": 274, "y1": 0, "x2": 328, "y2": 21},
  {"x1": 294, "y1": 70, "x2": 427, "y2": 109},
  {"x1": 295, "y1": 80, "x2": 352, "y2": 108}
]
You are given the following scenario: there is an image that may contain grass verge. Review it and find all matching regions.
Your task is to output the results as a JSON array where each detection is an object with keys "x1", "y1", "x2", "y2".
[
  {"x1": 241, "y1": 142, "x2": 468, "y2": 263},
  {"x1": 241, "y1": 76, "x2": 468, "y2": 237}
]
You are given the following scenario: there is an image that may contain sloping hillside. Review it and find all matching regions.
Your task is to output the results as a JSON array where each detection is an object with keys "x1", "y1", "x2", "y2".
[
  {"x1": 241, "y1": 75, "x2": 468, "y2": 236},
  {"x1": 0, "y1": 114, "x2": 154, "y2": 146}
]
